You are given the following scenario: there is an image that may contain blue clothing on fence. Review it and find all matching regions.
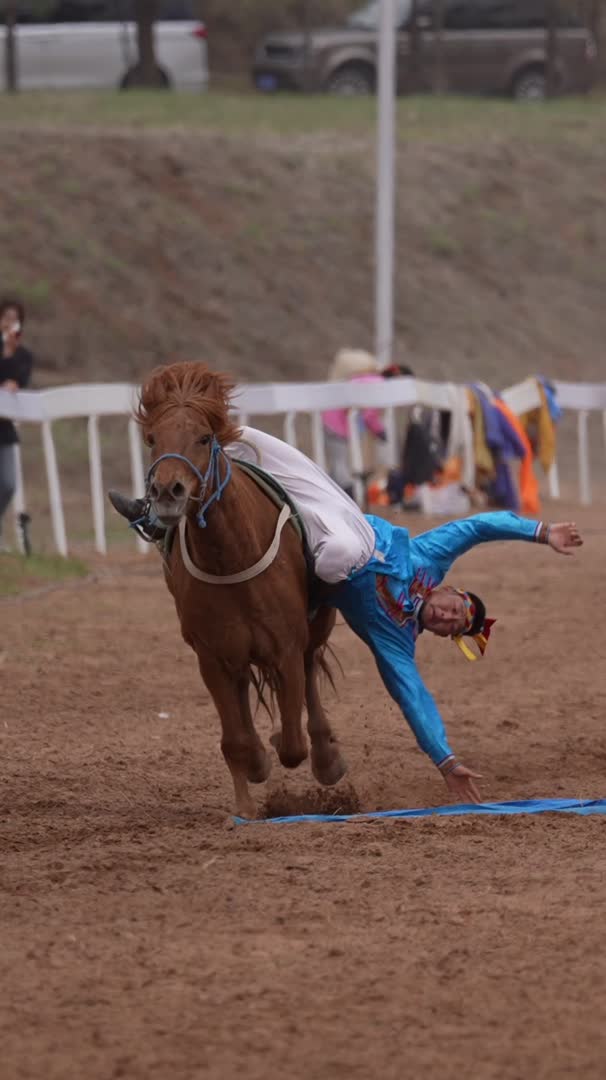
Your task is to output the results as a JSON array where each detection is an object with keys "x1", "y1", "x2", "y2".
[
  {"x1": 332, "y1": 512, "x2": 542, "y2": 766},
  {"x1": 538, "y1": 376, "x2": 563, "y2": 423}
]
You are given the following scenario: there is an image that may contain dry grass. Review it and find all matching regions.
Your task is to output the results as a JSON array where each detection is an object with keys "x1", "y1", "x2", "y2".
[{"x1": 1, "y1": 90, "x2": 605, "y2": 554}]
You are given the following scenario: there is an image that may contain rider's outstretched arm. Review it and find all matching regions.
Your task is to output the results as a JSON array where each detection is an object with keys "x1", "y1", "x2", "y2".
[
  {"x1": 412, "y1": 512, "x2": 583, "y2": 576},
  {"x1": 372, "y1": 635, "x2": 482, "y2": 803},
  {"x1": 373, "y1": 632, "x2": 453, "y2": 764}
]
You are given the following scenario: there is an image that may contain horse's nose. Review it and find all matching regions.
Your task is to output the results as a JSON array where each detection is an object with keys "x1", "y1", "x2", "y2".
[{"x1": 149, "y1": 479, "x2": 186, "y2": 503}]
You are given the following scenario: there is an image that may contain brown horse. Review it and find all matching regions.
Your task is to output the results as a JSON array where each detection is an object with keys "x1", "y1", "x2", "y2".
[{"x1": 135, "y1": 361, "x2": 346, "y2": 818}]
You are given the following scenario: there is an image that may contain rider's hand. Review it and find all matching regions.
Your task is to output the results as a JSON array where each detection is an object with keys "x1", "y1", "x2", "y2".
[
  {"x1": 441, "y1": 762, "x2": 483, "y2": 804},
  {"x1": 548, "y1": 522, "x2": 583, "y2": 556}
]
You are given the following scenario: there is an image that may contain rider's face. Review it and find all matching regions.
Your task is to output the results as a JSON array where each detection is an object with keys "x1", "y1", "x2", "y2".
[{"x1": 421, "y1": 588, "x2": 468, "y2": 638}]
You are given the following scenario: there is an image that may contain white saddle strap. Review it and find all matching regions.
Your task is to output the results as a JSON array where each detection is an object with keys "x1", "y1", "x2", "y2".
[{"x1": 178, "y1": 503, "x2": 292, "y2": 585}]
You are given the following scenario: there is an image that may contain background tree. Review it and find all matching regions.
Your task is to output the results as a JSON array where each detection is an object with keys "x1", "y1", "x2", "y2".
[
  {"x1": 2, "y1": 1, "x2": 18, "y2": 93},
  {"x1": 431, "y1": 0, "x2": 446, "y2": 93},
  {"x1": 407, "y1": 0, "x2": 423, "y2": 91},
  {"x1": 545, "y1": 0, "x2": 560, "y2": 97},
  {"x1": 128, "y1": 0, "x2": 166, "y2": 88},
  {"x1": 2, "y1": 0, "x2": 55, "y2": 93}
]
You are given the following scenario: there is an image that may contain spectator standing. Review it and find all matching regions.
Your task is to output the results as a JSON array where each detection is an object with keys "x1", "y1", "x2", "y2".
[
  {"x1": 0, "y1": 299, "x2": 33, "y2": 551},
  {"x1": 322, "y1": 348, "x2": 386, "y2": 499}
]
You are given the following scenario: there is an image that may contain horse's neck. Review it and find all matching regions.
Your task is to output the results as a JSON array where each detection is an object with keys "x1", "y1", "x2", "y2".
[{"x1": 183, "y1": 468, "x2": 273, "y2": 576}]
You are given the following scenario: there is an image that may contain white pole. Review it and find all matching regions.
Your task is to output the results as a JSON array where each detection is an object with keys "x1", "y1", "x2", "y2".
[
  {"x1": 41, "y1": 420, "x2": 68, "y2": 556},
  {"x1": 375, "y1": 0, "x2": 397, "y2": 371},
  {"x1": 578, "y1": 410, "x2": 591, "y2": 506},
  {"x1": 128, "y1": 418, "x2": 148, "y2": 555},
  {"x1": 87, "y1": 415, "x2": 107, "y2": 555}
]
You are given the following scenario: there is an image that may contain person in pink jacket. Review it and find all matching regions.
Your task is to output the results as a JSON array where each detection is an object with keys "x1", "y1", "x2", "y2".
[{"x1": 322, "y1": 349, "x2": 386, "y2": 498}]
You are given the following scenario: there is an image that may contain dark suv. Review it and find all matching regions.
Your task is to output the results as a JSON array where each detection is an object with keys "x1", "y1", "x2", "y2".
[{"x1": 252, "y1": 0, "x2": 597, "y2": 100}]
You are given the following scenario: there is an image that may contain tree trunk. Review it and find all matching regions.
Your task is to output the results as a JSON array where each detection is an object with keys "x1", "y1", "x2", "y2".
[
  {"x1": 299, "y1": 0, "x2": 312, "y2": 92},
  {"x1": 132, "y1": 0, "x2": 163, "y2": 87},
  {"x1": 4, "y1": 1, "x2": 18, "y2": 93},
  {"x1": 545, "y1": 0, "x2": 559, "y2": 97},
  {"x1": 432, "y1": 0, "x2": 447, "y2": 94},
  {"x1": 587, "y1": 0, "x2": 601, "y2": 42},
  {"x1": 408, "y1": 0, "x2": 423, "y2": 91},
  {"x1": 587, "y1": 0, "x2": 603, "y2": 71}
]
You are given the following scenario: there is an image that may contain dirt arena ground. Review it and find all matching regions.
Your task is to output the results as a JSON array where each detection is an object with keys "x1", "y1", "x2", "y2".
[{"x1": 2, "y1": 501, "x2": 606, "y2": 1080}]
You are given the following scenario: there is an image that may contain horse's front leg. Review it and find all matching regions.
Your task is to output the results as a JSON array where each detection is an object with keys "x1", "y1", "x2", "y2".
[
  {"x1": 305, "y1": 607, "x2": 347, "y2": 786},
  {"x1": 272, "y1": 655, "x2": 308, "y2": 770},
  {"x1": 197, "y1": 655, "x2": 270, "y2": 820}
]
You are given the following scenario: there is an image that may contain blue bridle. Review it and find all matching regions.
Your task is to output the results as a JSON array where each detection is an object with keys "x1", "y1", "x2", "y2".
[{"x1": 144, "y1": 436, "x2": 232, "y2": 529}]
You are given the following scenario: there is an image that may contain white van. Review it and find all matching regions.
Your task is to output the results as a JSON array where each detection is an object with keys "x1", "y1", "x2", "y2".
[{"x1": 0, "y1": 1, "x2": 209, "y2": 91}]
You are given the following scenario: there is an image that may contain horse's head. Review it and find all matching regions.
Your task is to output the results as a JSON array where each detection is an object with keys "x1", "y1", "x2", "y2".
[{"x1": 136, "y1": 362, "x2": 241, "y2": 527}]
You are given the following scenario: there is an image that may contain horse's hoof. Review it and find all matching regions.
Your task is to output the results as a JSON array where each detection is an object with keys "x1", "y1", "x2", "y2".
[
  {"x1": 278, "y1": 746, "x2": 309, "y2": 770},
  {"x1": 236, "y1": 800, "x2": 257, "y2": 821},
  {"x1": 247, "y1": 751, "x2": 272, "y2": 785},
  {"x1": 311, "y1": 744, "x2": 347, "y2": 787},
  {"x1": 271, "y1": 732, "x2": 308, "y2": 770}
]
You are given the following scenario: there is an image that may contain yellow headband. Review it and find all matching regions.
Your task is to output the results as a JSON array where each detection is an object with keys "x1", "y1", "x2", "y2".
[{"x1": 452, "y1": 590, "x2": 496, "y2": 663}]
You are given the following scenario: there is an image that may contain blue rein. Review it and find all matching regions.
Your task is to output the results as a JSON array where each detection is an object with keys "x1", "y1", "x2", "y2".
[{"x1": 145, "y1": 436, "x2": 232, "y2": 529}]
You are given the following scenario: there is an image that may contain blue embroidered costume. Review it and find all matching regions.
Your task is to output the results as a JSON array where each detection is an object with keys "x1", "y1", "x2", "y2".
[{"x1": 332, "y1": 512, "x2": 543, "y2": 767}]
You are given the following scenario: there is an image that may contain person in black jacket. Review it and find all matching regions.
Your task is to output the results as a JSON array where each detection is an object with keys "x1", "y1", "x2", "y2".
[
  {"x1": 382, "y1": 364, "x2": 449, "y2": 507},
  {"x1": 0, "y1": 299, "x2": 33, "y2": 551}
]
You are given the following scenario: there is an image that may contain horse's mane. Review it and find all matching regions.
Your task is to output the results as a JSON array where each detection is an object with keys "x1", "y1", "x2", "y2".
[{"x1": 135, "y1": 362, "x2": 242, "y2": 446}]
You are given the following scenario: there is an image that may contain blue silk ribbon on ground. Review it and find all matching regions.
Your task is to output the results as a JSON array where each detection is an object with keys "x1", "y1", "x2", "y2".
[{"x1": 234, "y1": 798, "x2": 606, "y2": 826}]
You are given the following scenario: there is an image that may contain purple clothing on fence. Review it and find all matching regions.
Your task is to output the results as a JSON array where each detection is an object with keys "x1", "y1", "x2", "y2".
[{"x1": 471, "y1": 384, "x2": 526, "y2": 511}]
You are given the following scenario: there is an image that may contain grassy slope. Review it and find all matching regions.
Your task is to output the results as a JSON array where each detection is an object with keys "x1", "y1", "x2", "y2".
[
  {"x1": 0, "y1": 90, "x2": 605, "y2": 551},
  {"x1": 1, "y1": 92, "x2": 604, "y2": 391}
]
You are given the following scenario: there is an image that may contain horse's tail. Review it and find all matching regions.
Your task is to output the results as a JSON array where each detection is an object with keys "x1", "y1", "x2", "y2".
[
  {"x1": 249, "y1": 644, "x2": 339, "y2": 717},
  {"x1": 249, "y1": 664, "x2": 278, "y2": 719},
  {"x1": 315, "y1": 642, "x2": 341, "y2": 695}
]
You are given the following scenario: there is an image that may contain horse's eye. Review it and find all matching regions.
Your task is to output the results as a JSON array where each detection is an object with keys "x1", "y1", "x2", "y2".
[
  {"x1": 146, "y1": 433, "x2": 155, "y2": 448},
  {"x1": 198, "y1": 434, "x2": 211, "y2": 446}
]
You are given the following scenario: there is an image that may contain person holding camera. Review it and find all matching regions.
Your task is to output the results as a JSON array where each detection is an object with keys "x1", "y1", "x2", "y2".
[{"x1": 0, "y1": 299, "x2": 33, "y2": 551}]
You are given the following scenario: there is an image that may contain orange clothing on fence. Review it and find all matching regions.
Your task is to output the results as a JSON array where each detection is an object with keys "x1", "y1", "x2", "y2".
[{"x1": 493, "y1": 398, "x2": 539, "y2": 517}]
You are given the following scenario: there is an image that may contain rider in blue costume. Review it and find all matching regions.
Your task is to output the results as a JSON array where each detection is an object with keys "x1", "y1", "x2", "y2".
[
  {"x1": 332, "y1": 512, "x2": 558, "y2": 801},
  {"x1": 109, "y1": 482, "x2": 582, "y2": 804}
]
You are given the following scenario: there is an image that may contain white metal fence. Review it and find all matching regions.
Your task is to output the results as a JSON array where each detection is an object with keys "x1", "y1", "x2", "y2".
[{"x1": 1, "y1": 376, "x2": 605, "y2": 557}]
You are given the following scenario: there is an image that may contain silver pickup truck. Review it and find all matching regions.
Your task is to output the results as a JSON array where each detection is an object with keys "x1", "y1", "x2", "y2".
[{"x1": 253, "y1": 0, "x2": 596, "y2": 100}]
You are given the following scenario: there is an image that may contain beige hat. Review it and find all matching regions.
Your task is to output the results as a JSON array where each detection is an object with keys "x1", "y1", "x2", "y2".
[{"x1": 328, "y1": 348, "x2": 379, "y2": 382}]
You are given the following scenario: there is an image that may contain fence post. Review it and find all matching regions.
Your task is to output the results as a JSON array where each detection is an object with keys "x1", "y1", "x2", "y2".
[
  {"x1": 383, "y1": 405, "x2": 398, "y2": 468},
  {"x1": 41, "y1": 420, "x2": 68, "y2": 556},
  {"x1": 128, "y1": 418, "x2": 148, "y2": 555},
  {"x1": 311, "y1": 411, "x2": 327, "y2": 473},
  {"x1": 578, "y1": 410, "x2": 591, "y2": 506},
  {"x1": 348, "y1": 409, "x2": 366, "y2": 507},
  {"x1": 12, "y1": 442, "x2": 26, "y2": 553},
  {"x1": 88, "y1": 415, "x2": 107, "y2": 555},
  {"x1": 283, "y1": 411, "x2": 297, "y2": 448},
  {"x1": 547, "y1": 462, "x2": 560, "y2": 500}
]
